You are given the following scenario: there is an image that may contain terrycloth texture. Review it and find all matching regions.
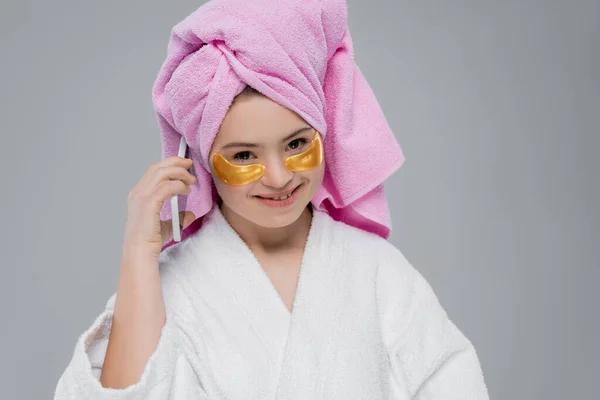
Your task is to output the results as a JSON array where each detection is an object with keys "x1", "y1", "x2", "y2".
[
  {"x1": 54, "y1": 205, "x2": 490, "y2": 399},
  {"x1": 152, "y1": 0, "x2": 405, "y2": 240}
]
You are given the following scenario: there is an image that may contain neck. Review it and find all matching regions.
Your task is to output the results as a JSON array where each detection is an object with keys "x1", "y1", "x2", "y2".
[{"x1": 219, "y1": 203, "x2": 313, "y2": 253}]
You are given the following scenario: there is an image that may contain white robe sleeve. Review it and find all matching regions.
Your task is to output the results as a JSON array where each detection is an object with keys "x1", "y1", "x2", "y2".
[
  {"x1": 53, "y1": 293, "x2": 209, "y2": 400},
  {"x1": 378, "y1": 247, "x2": 490, "y2": 399}
]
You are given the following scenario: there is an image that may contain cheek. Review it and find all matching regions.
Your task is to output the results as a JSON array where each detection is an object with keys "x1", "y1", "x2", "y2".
[
  {"x1": 311, "y1": 162, "x2": 325, "y2": 184},
  {"x1": 301, "y1": 163, "x2": 325, "y2": 191},
  {"x1": 214, "y1": 179, "x2": 253, "y2": 202}
]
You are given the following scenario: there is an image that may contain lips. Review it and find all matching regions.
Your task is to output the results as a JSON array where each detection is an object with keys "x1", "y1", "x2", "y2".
[{"x1": 256, "y1": 184, "x2": 300, "y2": 199}]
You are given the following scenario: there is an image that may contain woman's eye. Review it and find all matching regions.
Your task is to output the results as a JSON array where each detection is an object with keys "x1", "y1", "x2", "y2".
[
  {"x1": 288, "y1": 138, "x2": 308, "y2": 151},
  {"x1": 233, "y1": 151, "x2": 253, "y2": 161}
]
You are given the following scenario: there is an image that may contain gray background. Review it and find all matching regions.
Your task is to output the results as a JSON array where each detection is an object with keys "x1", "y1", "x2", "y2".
[{"x1": 2, "y1": 0, "x2": 598, "y2": 399}]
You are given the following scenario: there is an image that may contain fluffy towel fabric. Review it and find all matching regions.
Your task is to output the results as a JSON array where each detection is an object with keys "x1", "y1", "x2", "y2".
[
  {"x1": 54, "y1": 205, "x2": 490, "y2": 399},
  {"x1": 152, "y1": 0, "x2": 405, "y2": 240}
]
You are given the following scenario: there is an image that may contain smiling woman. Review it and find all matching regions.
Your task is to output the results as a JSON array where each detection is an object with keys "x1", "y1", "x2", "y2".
[
  {"x1": 209, "y1": 87, "x2": 326, "y2": 230},
  {"x1": 53, "y1": 0, "x2": 490, "y2": 398}
]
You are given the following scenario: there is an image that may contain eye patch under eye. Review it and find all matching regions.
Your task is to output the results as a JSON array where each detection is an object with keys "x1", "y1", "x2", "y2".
[
  {"x1": 284, "y1": 132, "x2": 323, "y2": 171},
  {"x1": 212, "y1": 155, "x2": 265, "y2": 185},
  {"x1": 212, "y1": 130, "x2": 323, "y2": 186}
]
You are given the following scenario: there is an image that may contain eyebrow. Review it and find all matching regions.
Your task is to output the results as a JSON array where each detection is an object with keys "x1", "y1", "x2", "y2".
[{"x1": 220, "y1": 126, "x2": 314, "y2": 150}]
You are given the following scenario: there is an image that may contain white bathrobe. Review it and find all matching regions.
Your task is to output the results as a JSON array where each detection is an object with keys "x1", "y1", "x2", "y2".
[{"x1": 54, "y1": 205, "x2": 489, "y2": 399}]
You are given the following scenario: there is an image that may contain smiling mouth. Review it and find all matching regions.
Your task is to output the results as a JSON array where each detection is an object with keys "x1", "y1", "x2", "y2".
[{"x1": 255, "y1": 184, "x2": 301, "y2": 200}]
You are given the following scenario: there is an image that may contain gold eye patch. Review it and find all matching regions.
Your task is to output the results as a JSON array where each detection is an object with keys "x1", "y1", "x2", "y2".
[
  {"x1": 212, "y1": 130, "x2": 324, "y2": 186},
  {"x1": 284, "y1": 131, "x2": 324, "y2": 172},
  {"x1": 211, "y1": 157, "x2": 266, "y2": 186}
]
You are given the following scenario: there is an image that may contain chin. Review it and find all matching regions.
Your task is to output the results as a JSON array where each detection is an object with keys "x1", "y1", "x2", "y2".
[
  {"x1": 247, "y1": 196, "x2": 310, "y2": 227},
  {"x1": 254, "y1": 206, "x2": 307, "y2": 228}
]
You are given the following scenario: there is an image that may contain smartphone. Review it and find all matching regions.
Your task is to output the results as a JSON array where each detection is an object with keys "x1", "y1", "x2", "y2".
[{"x1": 171, "y1": 136, "x2": 190, "y2": 242}]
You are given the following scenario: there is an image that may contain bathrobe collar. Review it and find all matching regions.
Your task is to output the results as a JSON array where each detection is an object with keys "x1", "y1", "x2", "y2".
[{"x1": 191, "y1": 204, "x2": 348, "y2": 399}]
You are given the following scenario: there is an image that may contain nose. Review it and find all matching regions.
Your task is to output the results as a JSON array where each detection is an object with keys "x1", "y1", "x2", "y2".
[{"x1": 260, "y1": 154, "x2": 294, "y2": 189}]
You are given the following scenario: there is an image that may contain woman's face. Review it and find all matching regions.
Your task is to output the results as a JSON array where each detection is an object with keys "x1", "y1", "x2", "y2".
[{"x1": 209, "y1": 94, "x2": 325, "y2": 228}]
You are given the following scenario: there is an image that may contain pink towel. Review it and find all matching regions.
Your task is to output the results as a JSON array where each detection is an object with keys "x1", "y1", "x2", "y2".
[{"x1": 153, "y1": 0, "x2": 405, "y2": 249}]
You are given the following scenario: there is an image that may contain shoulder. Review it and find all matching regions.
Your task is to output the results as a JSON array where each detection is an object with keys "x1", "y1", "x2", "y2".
[
  {"x1": 320, "y1": 211, "x2": 426, "y2": 303},
  {"x1": 149, "y1": 217, "x2": 222, "y2": 321},
  {"x1": 319, "y1": 210, "x2": 411, "y2": 268},
  {"x1": 158, "y1": 205, "x2": 223, "y2": 272}
]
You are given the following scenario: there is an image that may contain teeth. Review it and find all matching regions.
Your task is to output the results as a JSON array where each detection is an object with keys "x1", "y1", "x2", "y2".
[
  {"x1": 272, "y1": 193, "x2": 292, "y2": 200},
  {"x1": 260, "y1": 186, "x2": 298, "y2": 200}
]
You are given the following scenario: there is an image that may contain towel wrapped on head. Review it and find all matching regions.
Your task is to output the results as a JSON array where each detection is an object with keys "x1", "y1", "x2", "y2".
[{"x1": 152, "y1": 0, "x2": 405, "y2": 247}]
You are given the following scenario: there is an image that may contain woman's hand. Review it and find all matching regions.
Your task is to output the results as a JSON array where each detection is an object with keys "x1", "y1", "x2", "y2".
[{"x1": 122, "y1": 156, "x2": 197, "y2": 262}]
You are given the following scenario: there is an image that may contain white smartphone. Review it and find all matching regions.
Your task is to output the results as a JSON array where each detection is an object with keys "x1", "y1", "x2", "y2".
[{"x1": 171, "y1": 136, "x2": 189, "y2": 242}]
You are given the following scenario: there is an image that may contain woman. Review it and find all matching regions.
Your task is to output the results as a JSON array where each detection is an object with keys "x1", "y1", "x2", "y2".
[{"x1": 54, "y1": 0, "x2": 489, "y2": 399}]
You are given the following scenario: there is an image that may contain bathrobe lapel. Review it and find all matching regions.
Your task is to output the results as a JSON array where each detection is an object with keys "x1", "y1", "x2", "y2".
[
  {"x1": 204, "y1": 207, "x2": 347, "y2": 399},
  {"x1": 273, "y1": 209, "x2": 347, "y2": 400},
  {"x1": 202, "y1": 207, "x2": 291, "y2": 396}
]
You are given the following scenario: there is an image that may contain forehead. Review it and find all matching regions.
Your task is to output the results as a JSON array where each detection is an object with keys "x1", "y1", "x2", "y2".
[{"x1": 214, "y1": 95, "x2": 308, "y2": 145}]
